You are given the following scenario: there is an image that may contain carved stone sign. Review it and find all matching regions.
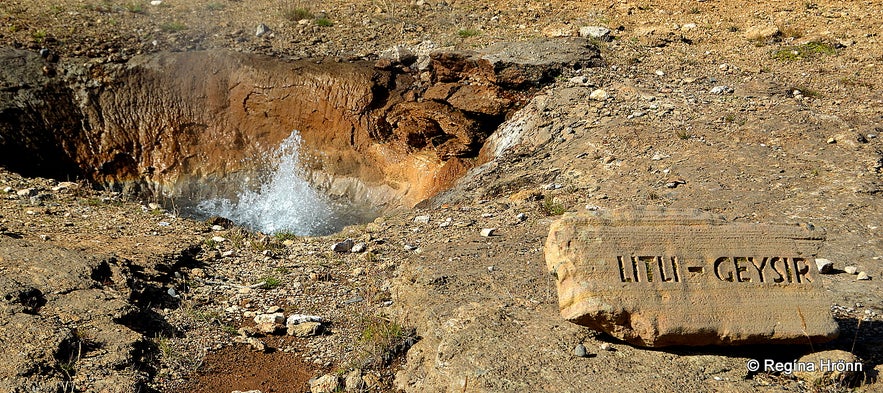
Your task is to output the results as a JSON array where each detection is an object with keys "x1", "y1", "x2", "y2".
[{"x1": 544, "y1": 207, "x2": 839, "y2": 347}]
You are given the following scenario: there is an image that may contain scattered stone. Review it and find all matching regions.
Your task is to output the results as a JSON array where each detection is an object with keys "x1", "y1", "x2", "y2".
[
  {"x1": 573, "y1": 343, "x2": 588, "y2": 357},
  {"x1": 211, "y1": 225, "x2": 224, "y2": 231},
  {"x1": 241, "y1": 337, "x2": 266, "y2": 352},
  {"x1": 471, "y1": 37, "x2": 604, "y2": 88},
  {"x1": 844, "y1": 266, "x2": 858, "y2": 274},
  {"x1": 414, "y1": 215, "x2": 431, "y2": 224},
  {"x1": 827, "y1": 137, "x2": 837, "y2": 144},
  {"x1": 857, "y1": 272, "x2": 870, "y2": 280},
  {"x1": 516, "y1": 213, "x2": 527, "y2": 222},
  {"x1": 793, "y1": 350, "x2": 862, "y2": 386},
  {"x1": 379, "y1": 46, "x2": 417, "y2": 66},
  {"x1": 579, "y1": 26, "x2": 612, "y2": 41},
  {"x1": 665, "y1": 179, "x2": 685, "y2": 188},
  {"x1": 310, "y1": 374, "x2": 340, "y2": 393},
  {"x1": 599, "y1": 343, "x2": 615, "y2": 351},
  {"x1": 480, "y1": 228, "x2": 497, "y2": 237},
  {"x1": 545, "y1": 207, "x2": 838, "y2": 346},
  {"x1": 256, "y1": 322, "x2": 281, "y2": 334},
  {"x1": 569, "y1": 76, "x2": 591, "y2": 86},
  {"x1": 16, "y1": 188, "x2": 36, "y2": 197},
  {"x1": 681, "y1": 23, "x2": 697, "y2": 30},
  {"x1": 541, "y1": 22, "x2": 577, "y2": 38},
  {"x1": 709, "y1": 85, "x2": 733, "y2": 95},
  {"x1": 743, "y1": 25, "x2": 780, "y2": 41},
  {"x1": 166, "y1": 287, "x2": 178, "y2": 298},
  {"x1": 287, "y1": 314, "x2": 324, "y2": 325},
  {"x1": 351, "y1": 242, "x2": 367, "y2": 253},
  {"x1": 255, "y1": 23, "x2": 271, "y2": 37},
  {"x1": 654, "y1": 70, "x2": 665, "y2": 76},
  {"x1": 815, "y1": 258, "x2": 834, "y2": 274},
  {"x1": 362, "y1": 373, "x2": 381, "y2": 388},
  {"x1": 332, "y1": 239, "x2": 355, "y2": 252},
  {"x1": 254, "y1": 313, "x2": 285, "y2": 325},
  {"x1": 207, "y1": 216, "x2": 235, "y2": 228},
  {"x1": 344, "y1": 369, "x2": 364, "y2": 392},
  {"x1": 589, "y1": 89, "x2": 609, "y2": 101},
  {"x1": 232, "y1": 390, "x2": 262, "y2": 393},
  {"x1": 404, "y1": 244, "x2": 419, "y2": 251},
  {"x1": 211, "y1": 236, "x2": 227, "y2": 243},
  {"x1": 2, "y1": 187, "x2": 13, "y2": 193},
  {"x1": 351, "y1": 267, "x2": 365, "y2": 276},
  {"x1": 288, "y1": 321, "x2": 323, "y2": 337},
  {"x1": 51, "y1": 182, "x2": 78, "y2": 191},
  {"x1": 149, "y1": 0, "x2": 162, "y2": 5}
]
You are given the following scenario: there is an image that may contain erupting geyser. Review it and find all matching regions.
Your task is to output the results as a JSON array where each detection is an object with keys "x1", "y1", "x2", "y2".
[{"x1": 195, "y1": 131, "x2": 345, "y2": 236}]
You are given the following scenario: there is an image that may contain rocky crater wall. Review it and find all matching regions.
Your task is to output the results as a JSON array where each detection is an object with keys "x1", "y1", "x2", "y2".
[{"x1": 0, "y1": 38, "x2": 602, "y2": 217}]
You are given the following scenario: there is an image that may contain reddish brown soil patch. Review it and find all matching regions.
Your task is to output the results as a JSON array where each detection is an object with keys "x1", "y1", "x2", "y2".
[{"x1": 176, "y1": 346, "x2": 319, "y2": 393}]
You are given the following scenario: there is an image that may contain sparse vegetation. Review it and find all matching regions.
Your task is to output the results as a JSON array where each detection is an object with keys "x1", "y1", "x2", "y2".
[
  {"x1": 457, "y1": 28, "x2": 480, "y2": 38},
  {"x1": 206, "y1": 2, "x2": 225, "y2": 11},
  {"x1": 541, "y1": 197, "x2": 566, "y2": 216},
  {"x1": 222, "y1": 325, "x2": 239, "y2": 336},
  {"x1": 283, "y1": 7, "x2": 313, "y2": 21},
  {"x1": 123, "y1": 2, "x2": 145, "y2": 14},
  {"x1": 273, "y1": 231, "x2": 297, "y2": 242},
  {"x1": 83, "y1": 1, "x2": 113, "y2": 13},
  {"x1": 155, "y1": 334, "x2": 174, "y2": 359},
  {"x1": 314, "y1": 17, "x2": 333, "y2": 27},
  {"x1": 31, "y1": 30, "x2": 46, "y2": 42},
  {"x1": 274, "y1": 266, "x2": 291, "y2": 275},
  {"x1": 186, "y1": 307, "x2": 222, "y2": 323},
  {"x1": 202, "y1": 238, "x2": 218, "y2": 249},
  {"x1": 351, "y1": 314, "x2": 412, "y2": 368},
  {"x1": 160, "y1": 21, "x2": 187, "y2": 32},
  {"x1": 260, "y1": 275, "x2": 282, "y2": 289},
  {"x1": 772, "y1": 41, "x2": 836, "y2": 61}
]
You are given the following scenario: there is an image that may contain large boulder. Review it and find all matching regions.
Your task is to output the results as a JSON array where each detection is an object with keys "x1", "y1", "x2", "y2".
[{"x1": 544, "y1": 207, "x2": 839, "y2": 347}]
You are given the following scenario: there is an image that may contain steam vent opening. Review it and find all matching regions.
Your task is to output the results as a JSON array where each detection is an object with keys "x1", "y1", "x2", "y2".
[{"x1": 0, "y1": 40, "x2": 602, "y2": 235}]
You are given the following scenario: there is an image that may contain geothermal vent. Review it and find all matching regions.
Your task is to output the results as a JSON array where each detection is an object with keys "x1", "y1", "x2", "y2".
[{"x1": 0, "y1": 39, "x2": 602, "y2": 234}]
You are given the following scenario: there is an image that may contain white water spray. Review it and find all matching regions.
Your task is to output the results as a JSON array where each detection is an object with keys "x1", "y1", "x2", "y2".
[{"x1": 196, "y1": 130, "x2": 337, "y2": 235}]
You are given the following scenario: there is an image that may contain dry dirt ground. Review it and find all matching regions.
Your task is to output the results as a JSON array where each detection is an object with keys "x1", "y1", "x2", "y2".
[{"x1": 1, "y1": 0, "x2": 883, "y2": 392}]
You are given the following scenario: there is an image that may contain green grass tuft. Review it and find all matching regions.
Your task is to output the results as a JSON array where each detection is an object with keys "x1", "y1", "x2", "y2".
[
  {"x1": 160, "y1": 21, "x2": 187, "y2": 32},
  {"x1": 772, "y1": 41, "x2": 836, "y2": 61},
  {"x1": 260, "y1": 276, "x2": 282, "y2": 290},
  {"x1": 457, "y1": 28, "x2": 480, "y2": 38},
  {"x1": 541, "y1": 198, "x2": 566, "y2": 216}
]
